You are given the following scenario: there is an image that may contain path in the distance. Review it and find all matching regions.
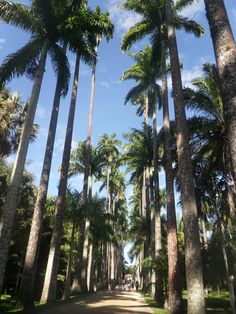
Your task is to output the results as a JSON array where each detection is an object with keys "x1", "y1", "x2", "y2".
[{"x1": 40, "y1": 291, "x2": 153, "y2": 314}]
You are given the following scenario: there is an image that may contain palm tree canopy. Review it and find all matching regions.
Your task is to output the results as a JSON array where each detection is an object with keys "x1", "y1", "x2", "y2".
[
  {"x1": 0, "y1": 0, "x2": 71, "y2": 95},
  {"x1": 121, "y1": 0, "x2": 204, "y2": 52},
  {"x1": 121, "y1": 45, "x2": 162, "y2": 117}
]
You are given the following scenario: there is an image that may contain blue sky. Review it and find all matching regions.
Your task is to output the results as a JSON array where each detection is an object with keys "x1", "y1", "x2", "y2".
[{"x1": 1, "y1": 1, "x2": 236, "y2": 261}]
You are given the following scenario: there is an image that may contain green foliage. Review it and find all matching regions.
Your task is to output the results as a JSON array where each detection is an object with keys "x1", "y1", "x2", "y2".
[{"x1": 0, "y1": 87, "x2": 38, "y2": 158}]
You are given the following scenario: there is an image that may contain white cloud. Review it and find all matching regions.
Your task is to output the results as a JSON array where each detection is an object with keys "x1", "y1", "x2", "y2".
[
  {"x1": 181, "y1": 65, "x2": 202, "y2": 87},
  {"x1": 71, "y1": 140, "x2": 77, "y2": 150},
  {"x1": 177, "y1": 0, "x2": 205, "y2": 18},
  {"x1": 107, "y1": 0, "x2": 141, "y2": 35}
]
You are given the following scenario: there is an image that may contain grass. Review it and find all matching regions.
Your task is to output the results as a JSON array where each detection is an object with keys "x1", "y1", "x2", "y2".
[
  {"x1": 142, "y1": 293, "x2": 167, "y2": 314},
  {"x1": 142, "y1": 291, "x2": 231, "y2": 314},
  {"x1": 0, "y1": 293, "x2": 92, "y2": 313}
]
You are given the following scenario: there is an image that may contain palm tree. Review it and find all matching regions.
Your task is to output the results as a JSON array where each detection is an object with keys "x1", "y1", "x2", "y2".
[
  {"x1": 69, "y1": 142, "x2": 104, "y2": 293},
  {"x1": 0, "y1": 0, "x2": 70, "y2": 295},
  {"x1": 204, "y1": 0, "x2": 236, "y2": 187},
  {"x1": 161, "y1": 43, "x2": 181, "y2": 313},
  {"x1": 77, "y1": 8, "x2": 113, "y2": 293},
  {"x1": 121, "y1": 1, "x2": 206, "y2": 312},
  {"x1": 165, "y1": 2, "x2": 205, "y2": 312},
  {"x1": 97, "y1": 133, "x2": 121, "y2": 285},
  {"x1": 121, "y1": 45, "x2": 164, "y2": 302},
  {"x1": 40, "y1": 4, "x2": 114, "y2": 302},
  {"x1": 19, "y1": 0, "x2": 109, "y2": 307}
]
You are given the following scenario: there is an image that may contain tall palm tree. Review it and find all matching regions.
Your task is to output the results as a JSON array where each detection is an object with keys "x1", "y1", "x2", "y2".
[
  {"x1": 19, "y1": 0, "x2": 106, "y2": 307},
  {"x1": 204, "y1": 0, "x2": 236, "y2": 187},
  {"x1": 97, "y1": 133, "x2": 121, "y2": 284},
  {"x1": 78, "y1": 8, "x2": 113, "y2": 293},
  {"x1": 161, "y1": 43, "x2": 181, "y2": 313},
  {"x1": 165, "y1": 2, "x2": 205, "y2": 312},
  {"x1": 69, "y1": 142, "x2": 105, "y2": 293},
  {"x1": 0, "y1": 0, "x2": 70, "y2": 295},
  {"x1": 40, "y1": 6, "x2": 113, "y2": 301},
  {"x1": 121, "y1": 46, "x2": 164, "y2": 302},
  {"x1": 121, "y1": 1, "x2": 206, "y2": 312}
]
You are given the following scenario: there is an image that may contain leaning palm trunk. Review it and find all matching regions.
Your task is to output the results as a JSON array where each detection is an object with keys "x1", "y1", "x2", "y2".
[
  {"x1": 204, "y1": 0, "x2": 236, "y2": 186},
  {"x1": 19, "y1": 46, "x2": 66, "y2": 309},
  {"x1": 152, "y1": 110, "x2": 164, "y2": 307},
  {"x1": 161, "y1": 42, "x2": 181, "y2": 314},
  {"x1": 0, "y1": 44, "x2": 48, "y2": 294},
  {"x1": 40, "y1": 54, "x2": 80, "y2": 303},
  {"x1": 165, "y1": 2, "x2": 205, "y2": 313}
]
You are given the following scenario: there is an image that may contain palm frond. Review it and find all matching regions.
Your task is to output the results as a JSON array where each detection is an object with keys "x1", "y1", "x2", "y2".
[
  {"x1": 175, "y1": 15, "x2": 204, "y2": 37},
  {"x1": 121, "y1": 20, "x2": 152, "y2": 51},
  {"x1": 48, "y1": 43, "x2": 70, "y2": 96},
  {"x1": 0, "y1": 0, "x2": 37, "y2": 33},
  {"x1": 32, "y1": 0, "x2": 57, "y2": 37},
  {"x1": 0, "y1": 37, "x2": 44, "y2": 86},
  {"x1": 124, "y1": 83, "x2": 149, "y2": 105},
  {"x1": 174, "y1": 0, "x2": 199, "y2": 12}
]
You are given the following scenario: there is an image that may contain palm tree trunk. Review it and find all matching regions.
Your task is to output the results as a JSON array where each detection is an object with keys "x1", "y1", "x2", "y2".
[
  {"x1": 80, "y1": 49, "x2": 98, "y2": 291},
  {"x1": 0, "y1": 44, "x2": 48, "y2": 294},
  {"x1": 165, "y1": 2, "x2": 205, "y2": 313},
  {"x1": 152, "y1": 110, "x2": 164, "y2": 306},
  {"x1": 62, "y1": 218, "x2": 76, "y2": 300},
  {"x1": 40, "y1": 53, "x2": 80, "y2": 303},
  {"x1": 71, "y1": 219, "x2": 85, "y2": 294},
  {"x1": 161, "y1": 41, "x2": 182, "y2": 314},
  {"x1": 87, "y1": 240, "x2": 93, "y2": 292},
  {"x1": 80, "y1": 219, "x2": 90, "y2": 292},
  {"x1": 200, "y1": 216, "x2": 208, "y2": 250},
  {"x1": 19, "y1": 45, "x2": 66, "y2": 310},
  {"x1": 204, "y1": 0, "x2": 236, "y2": 187}
]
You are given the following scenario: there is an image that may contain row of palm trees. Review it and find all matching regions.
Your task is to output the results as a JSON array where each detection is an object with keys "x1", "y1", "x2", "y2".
[
  {"x1": 0, "y1": 0, "x2": 236, "y2": 314},
  {"x1": 120, "y1": 0, "x2": 236, "y2": 313},
  {"x1": 0, "y1": 0, "x2": 116, "y2": 309}
]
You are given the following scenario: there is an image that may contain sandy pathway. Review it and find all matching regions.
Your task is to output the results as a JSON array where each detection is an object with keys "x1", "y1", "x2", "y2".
[{"x1": 39, "y1": 291, "x2": 153, "y2": 314}]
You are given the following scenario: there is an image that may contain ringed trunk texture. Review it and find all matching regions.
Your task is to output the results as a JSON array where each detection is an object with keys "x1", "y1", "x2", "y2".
[
  {"x1": 19, "y1": 49, "x2": 65, "y2": 309},
  {"x1": 40, "y1": 54, "x2": 80, "y2": 303},
  {"x1": 204, "y1": 0, "x2": 236, "y2": 187},
  {"x1": 165, "y1": 2, "x2": 205, "y2": 314},
  {"x1": 0, "y1": 44, "x2": 48, "y2": 294},
  {"x1": 161, "y1": 43, "x2": 182, "y2": 314}
]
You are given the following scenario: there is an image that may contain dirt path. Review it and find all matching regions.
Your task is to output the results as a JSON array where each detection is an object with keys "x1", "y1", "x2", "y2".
[{"x1": 39, "y1": 291, "x2": 153, "y2": 314}]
